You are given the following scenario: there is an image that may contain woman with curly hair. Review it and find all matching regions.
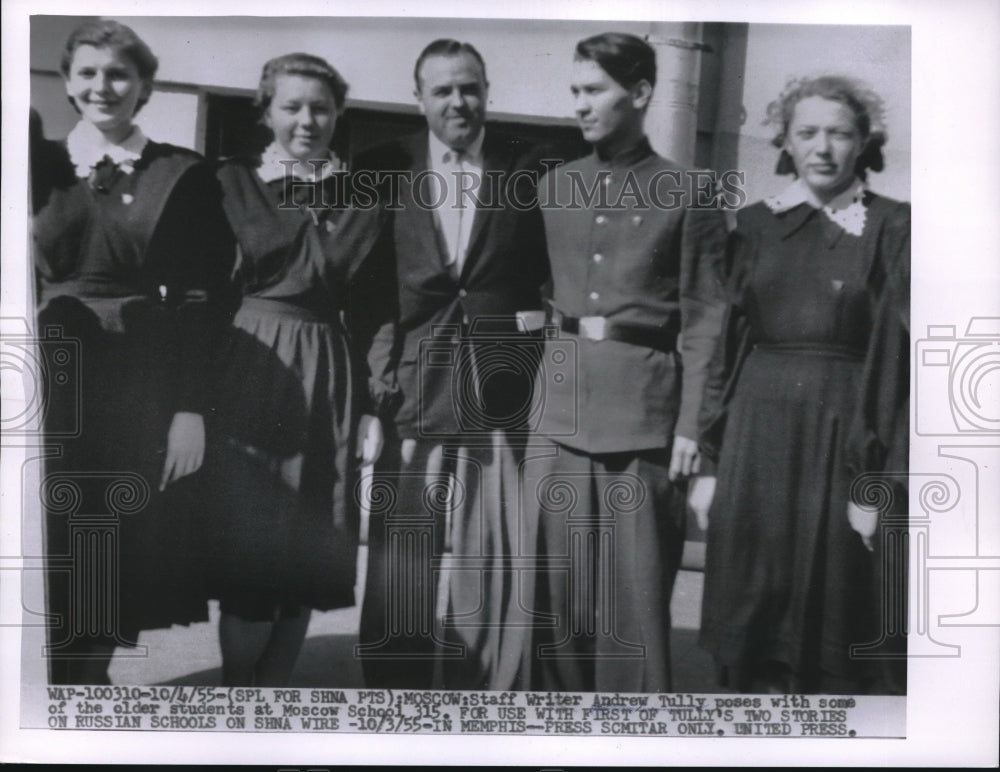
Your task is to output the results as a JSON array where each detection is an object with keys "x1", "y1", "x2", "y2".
[{"x1": 689, "y1": 75, "x2": 910, "y2": 694}]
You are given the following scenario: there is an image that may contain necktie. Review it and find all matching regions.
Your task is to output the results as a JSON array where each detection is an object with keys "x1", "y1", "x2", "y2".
[{"x1": 444, "y1": 149, "x2": 472, "y2": 268}]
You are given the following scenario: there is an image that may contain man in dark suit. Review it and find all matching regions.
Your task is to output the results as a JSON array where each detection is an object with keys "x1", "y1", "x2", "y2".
[
  {"x1": 525, "y1": 32, "x2": 729, "y2": 692},
  {"x1": 356, "y1": 39, "x2": 549, "y2": 690}
]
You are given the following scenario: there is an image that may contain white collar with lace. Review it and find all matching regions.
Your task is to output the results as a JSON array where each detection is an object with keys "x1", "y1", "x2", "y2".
[
  {"x1": 256, "y1": 142, "x2": 344, "y2": 183},
  {"x1": 765, "y1": 177, "x2": 868, "y2": 237},
  {"x1": 66, "y1": 121, "x2": 149, "y2": 179}
]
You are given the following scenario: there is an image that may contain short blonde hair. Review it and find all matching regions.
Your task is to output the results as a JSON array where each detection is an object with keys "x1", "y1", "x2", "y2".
[{"x1": 255, "y1": 53, "x2": 349, "y2": 114}]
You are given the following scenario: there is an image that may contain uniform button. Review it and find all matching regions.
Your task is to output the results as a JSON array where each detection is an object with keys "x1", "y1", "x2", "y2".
[
  {"x1": 589, "y1": 291, "x2": 599, "y2": 301},
  {"x1": 593, "y1": 253, "x2": 603, "y2": 263},
  {"x1": 458, "y1": 289, "x2": 467, "y2": 298},
  {"x1": 595, "y1": 215, "x2": 607, "y2": 225},
  {"x1": 632, "y1": 215, "x2": 643, "y2": 226}
]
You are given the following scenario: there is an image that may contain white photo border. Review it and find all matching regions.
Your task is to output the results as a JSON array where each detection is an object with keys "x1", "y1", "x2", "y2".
[{"x1": 3, "y1": 0, "x2": 999, "y2": 766}]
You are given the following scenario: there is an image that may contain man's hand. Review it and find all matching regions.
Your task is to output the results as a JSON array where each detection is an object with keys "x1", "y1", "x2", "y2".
[
  {"x1": 160, "y1": 412, "x2": 205, "y2": 491},
  {"x1": 847, "y1": 501, "x2": 879, "y2": 552},
  {"x1": 356, "y1": 414, "x2": 384, "y2": 467},
  {"x1": 687, "y1": 475, "x2": 716, "y2": 531},
  {"x1": 668, "y1": 434, "x2": 700, "y2": 481}
]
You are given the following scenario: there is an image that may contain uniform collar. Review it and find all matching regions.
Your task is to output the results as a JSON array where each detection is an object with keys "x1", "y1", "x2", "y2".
[
  {"x1": 255, "y1": 141, "x2": 344, "y2": 183},
  {"x1": 428, "y1": 128, "x2": 485, "y2": 166},
  {"x1": 765, "y1": 177, "x2": 868, "y2": 237},
  {"x1": 592, "y1": 135, "x2": 655, "y2": 169},
  {"x1": 66, "y1": 121, "x2": 149, "y2": 178}
]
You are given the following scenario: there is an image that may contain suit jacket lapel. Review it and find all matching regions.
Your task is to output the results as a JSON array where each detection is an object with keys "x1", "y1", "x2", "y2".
[
  {"x1": 400, "y1": 132, "x2": 452, "y2": 268},
  {"x1": 460, "y1": 133, "x2": 509, "y2": 281}
]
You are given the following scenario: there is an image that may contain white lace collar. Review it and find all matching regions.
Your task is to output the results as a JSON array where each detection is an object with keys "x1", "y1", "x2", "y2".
[
  {"x1": 66, "y1": 121, "x2": 149, "y2": 179},
  {"x1": 255, "y1": 142, "x2": 344, "y2": 183},
  {"x1": 765, "y1": 177, "x2": 868, "y2": 237}
]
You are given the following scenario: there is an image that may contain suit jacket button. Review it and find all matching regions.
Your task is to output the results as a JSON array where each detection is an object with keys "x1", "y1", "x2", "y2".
[{"x1": 458, "y1": 289, "x2": 468, "y2": 298}]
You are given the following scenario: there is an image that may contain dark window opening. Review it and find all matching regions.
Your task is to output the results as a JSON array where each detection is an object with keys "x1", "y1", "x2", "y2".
[{"x1": 202, "y1": 92, "x2": 588, "y2": 167}]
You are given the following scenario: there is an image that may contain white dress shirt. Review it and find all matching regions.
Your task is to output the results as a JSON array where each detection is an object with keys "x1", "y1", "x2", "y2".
[{"x1": 426, "y1": 129, "x2": 485, "y2": 275}]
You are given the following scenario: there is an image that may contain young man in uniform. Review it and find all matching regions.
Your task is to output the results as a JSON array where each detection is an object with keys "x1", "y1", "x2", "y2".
[{"x1": 527, "y1": 32, "x2": 728, "y2": 692}]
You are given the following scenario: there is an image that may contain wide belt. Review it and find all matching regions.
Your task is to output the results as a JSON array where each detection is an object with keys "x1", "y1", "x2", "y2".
[{"x1": 556, "y1": 314, "x2": 680, "y2": 354}]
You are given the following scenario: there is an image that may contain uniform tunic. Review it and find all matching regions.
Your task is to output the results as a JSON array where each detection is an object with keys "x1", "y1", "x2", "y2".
[
  {"x1": 32, "y1": 133, "x2": 231, "y2": 681},
  {"x1": 697, "y1": 189, "x2": 911, "y2": 691},
  {"x1": 205, "y1": 158, "x2": 389, "y2": 618},
  {"x1": 536, "y1": 138, "x2": 727, "y2": 450},
  {"x1": 528, "y1": 137, "x2": 728, "y2": 692}
]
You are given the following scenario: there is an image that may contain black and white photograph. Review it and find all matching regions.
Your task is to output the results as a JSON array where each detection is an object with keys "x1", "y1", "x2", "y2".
[{"x1": 2, "y1": 0, "x2": 998, "y2": 766}]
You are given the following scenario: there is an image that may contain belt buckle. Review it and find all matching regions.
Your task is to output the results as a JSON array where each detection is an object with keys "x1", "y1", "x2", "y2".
[{"x1": 579, "y1": 315, "x2": 608, "y2": 341}]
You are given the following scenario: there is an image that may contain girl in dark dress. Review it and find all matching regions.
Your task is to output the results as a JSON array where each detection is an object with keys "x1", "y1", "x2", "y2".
[
  {"x1": 32, "y1": 20, "x2": 231, "y2": 684},
  {"x1": 690, "y1": 76, "x2": 910, "y2": 693},
  {"x1": 207, "y1": 53, "x2": 387, "y2": 686}
]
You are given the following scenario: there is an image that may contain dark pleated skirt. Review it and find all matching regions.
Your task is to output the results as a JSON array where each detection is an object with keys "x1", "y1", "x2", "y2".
[
  {"x1": 203, "y1": 298, "x2": 360, "y2": 618},
  {"x1": 39, "y1": 294, "x2": 209, "y2": 658},
  {"x1": 699, "y1": 345, "x2": 877, "y2": 689}
]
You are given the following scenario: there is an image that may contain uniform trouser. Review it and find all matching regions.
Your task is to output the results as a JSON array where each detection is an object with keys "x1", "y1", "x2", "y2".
[
  {"x1": 359, "y1": 429, "x2": 528, "y2": 690},
  {"x1": 526, "y1": 439, "x2": 685, "y2": 693}
]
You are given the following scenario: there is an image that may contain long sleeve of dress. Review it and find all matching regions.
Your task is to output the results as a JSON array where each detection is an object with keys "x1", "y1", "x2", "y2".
[
  {"x1": 674, "y1": 206, "x2": 729, "y2": 441},
  {"x1": 345, "y1": 207, "x2": 399, "y2": 419},
  {"x1": 144, "y1": 162, "x2": 236, "y2": 416},
  {"x1": 844, "y1": 202, "x2": 911, "y2": 479},
  {"x1": 697, "y1": 224, "x2": 755, "y2": 470}
]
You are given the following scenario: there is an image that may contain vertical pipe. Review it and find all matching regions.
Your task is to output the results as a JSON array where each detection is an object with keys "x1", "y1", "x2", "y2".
[{"x1": 645, "y1": 22, "x2": 706, "y2": 166}]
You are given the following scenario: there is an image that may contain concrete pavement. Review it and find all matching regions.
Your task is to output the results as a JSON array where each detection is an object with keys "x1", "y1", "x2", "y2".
[{"x1": 109, "y1": 547, "x2": 723, "y2": 693}]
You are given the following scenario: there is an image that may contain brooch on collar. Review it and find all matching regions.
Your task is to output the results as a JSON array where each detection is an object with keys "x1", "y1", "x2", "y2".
[{"x1": 66, "y1": 123, "x2": 148, "y2": 193}]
